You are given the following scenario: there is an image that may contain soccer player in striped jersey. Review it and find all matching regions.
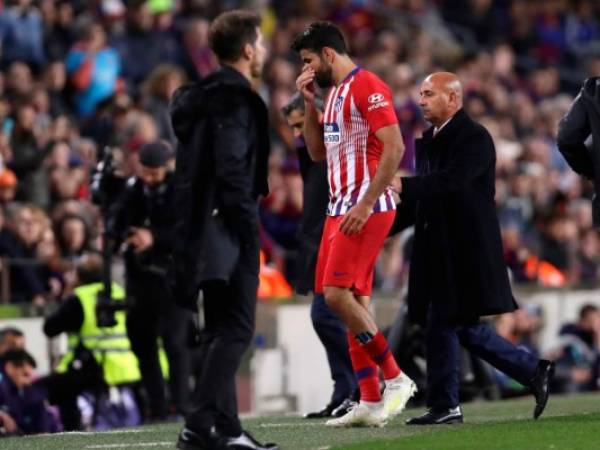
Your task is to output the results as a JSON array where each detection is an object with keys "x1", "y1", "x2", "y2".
[{"x1": 292, "y1": 22, "x2": 416, "y2": 428}]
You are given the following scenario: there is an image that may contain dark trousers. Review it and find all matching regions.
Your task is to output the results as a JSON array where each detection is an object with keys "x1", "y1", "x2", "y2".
[
  {"x1": 186, "y1": 244, "x2": 259, "y2": 437},
  {"x1": 127, "y1": 273, "x2": 193, "y2": 417},
  {"x1": 426, "y1": 306, "x2": 539, "y2": 409},
  {"x1": 310, "y1": 294, "x2": 357, "y2": 404},
  {"x1": 41, "y1": 370, "x2": 105, "y2": 431}
]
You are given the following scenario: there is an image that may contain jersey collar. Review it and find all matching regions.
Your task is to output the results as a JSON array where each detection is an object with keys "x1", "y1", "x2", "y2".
[{"x1": 341, "y1": 66, "x2": 360, "y2": 84}]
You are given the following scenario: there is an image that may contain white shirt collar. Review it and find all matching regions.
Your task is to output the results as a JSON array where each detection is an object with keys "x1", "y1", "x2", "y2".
[{"x1": 433, "y1": 115, "x2": 454, "y2": 136}]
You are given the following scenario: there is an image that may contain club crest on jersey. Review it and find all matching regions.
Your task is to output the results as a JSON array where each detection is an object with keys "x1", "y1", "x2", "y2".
[{"x1": 334, "y1": 96, "x2": 344, "y2": 111}]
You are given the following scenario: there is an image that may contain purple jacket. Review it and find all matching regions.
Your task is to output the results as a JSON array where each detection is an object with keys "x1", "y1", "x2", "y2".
[{"x1": 0, "y1": 371, "x2": 60, "y2": 435}]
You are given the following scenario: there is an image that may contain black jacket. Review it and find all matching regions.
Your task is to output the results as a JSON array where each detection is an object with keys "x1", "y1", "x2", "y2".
[
  {"x1": 111, "y1": 172, "x2": 176, "y2": 279},
  {"x1": 393, "y1": 109, "x2": 517, "y2": 326},
  {"x1": 556, "y1": 77, "x2": 600, "y2": 226},
  {"x1": 295, "y1": 144, "x2": 328, "y2": 295},
  {"x1": 169, "y1": 66, "x2": 270, "y2": 309}
]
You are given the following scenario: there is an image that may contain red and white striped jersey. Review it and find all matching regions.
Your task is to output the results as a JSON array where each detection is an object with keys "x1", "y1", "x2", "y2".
[{"x1": 322, "y1": 67, "x2": 398, "y2": 217}]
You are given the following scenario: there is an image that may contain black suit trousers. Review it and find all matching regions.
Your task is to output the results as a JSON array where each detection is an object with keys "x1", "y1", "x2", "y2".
[
  {"x1": 185, "y1": 241, "x2": 259, "y2": 437},
  {"x1": 426, "y1": 304, "x2": 539, "y2": 409}
]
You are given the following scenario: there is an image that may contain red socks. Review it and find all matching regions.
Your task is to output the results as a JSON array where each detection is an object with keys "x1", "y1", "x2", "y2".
[
  {"x1": 347, "y1": 331, "x2": 381, "y2": 402},
  {"x1": 361, "y1": 330, "x2": 401, "y2": 380},
  {"x1": 348, "y1": 330, "x2": 402, "y2": 403}
]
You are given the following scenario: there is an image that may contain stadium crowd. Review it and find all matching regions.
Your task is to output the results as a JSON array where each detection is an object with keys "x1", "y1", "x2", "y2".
[
  {"x1": 1, "y1": 0, "x2": 600, "y2": 303},
  {"x1": 1, "y1": 0, "x2": 600, "y2": 436}
]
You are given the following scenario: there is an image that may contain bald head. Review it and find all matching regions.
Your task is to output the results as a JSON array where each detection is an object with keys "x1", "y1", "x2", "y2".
[{"x1": 419, "y1": 72, "x2": 463, "y2": 128}]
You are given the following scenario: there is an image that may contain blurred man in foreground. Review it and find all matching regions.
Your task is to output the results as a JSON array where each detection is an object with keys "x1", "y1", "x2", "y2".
[
  {"x1": 170, "y1": 10, "x2": 276, "y2": 450},
  {"x1": 557, "y1": 77, "x2": 600, "y2": 226}
]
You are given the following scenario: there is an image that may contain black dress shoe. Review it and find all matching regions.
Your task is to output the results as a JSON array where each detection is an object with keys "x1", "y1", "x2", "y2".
[
  {"x1": 177, "y1": 426, "x2": 226, "y2": 450},
  {"x1": 331, "y1": 398, "x2": 356, "y2": 418},
  {"x1": 304, "y1": 403, "x2": 336, "y2": 419},
  {"x1": 406, "y1": 406, "x2": 463, "y2": 425},
  {"x1": 225, "y1": 430, "x2": 279, "y2": 450},
  {"x1": 530, "y1": 359, "x2": 555, "y2": 419}
]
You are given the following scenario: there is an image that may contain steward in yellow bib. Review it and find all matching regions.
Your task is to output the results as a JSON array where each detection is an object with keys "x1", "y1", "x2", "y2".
[
  {"x1": 41, "y1": 254, "x2": 141, "y2": 430},
  {"x1": 55, "y1": 281, "x2": 140, "y2": 385}
]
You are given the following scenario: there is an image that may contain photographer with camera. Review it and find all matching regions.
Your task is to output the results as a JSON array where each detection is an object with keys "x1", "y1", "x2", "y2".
[
  {"x1": 41, "y1": 253, "x2": 140, "y2": 431},
  {"x1": 111, "y1": 140, "x2": 192, "y2": 421}
]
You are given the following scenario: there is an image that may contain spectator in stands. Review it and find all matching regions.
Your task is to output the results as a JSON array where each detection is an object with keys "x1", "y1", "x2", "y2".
[
  {"x1": 65, "y1": 22, "x2": 121, "y2": 117},
  {"x1": 574, "y1": 228, "x2": 600, "y2": 286},
  {"x1": 35, "y1": 227, "x2": 65, "y2": 301},
  {"x1": 177, "y1": 17, "x2": 218, "y2": 81},
  {"x1": 0, "y1": 349, "x2": 60, "y2": 436},
  {"x1": 55, "y1": 213, "x2": 90, "y2": 261},
  {"x1": 0, "y1": 0, "x2": 46, "y2": 70},
  {"x1": 0, "y1": 169, "x2": 17, "y2": 206},
  {"x1": 549, "y1": 304, "x2": 600, "y2": 393},
  {"x1": 7, "y1": 102, "x2": 53, "y2": 209},
  {"x1": 141, "y1": 64, "x2": 186, "y2": 145},
  {"x1": 47, "y1": 141, "x2": 88, "y2": 204},
  {"x1": 110, "y1": 0, "x2": 176, "y2": 91},
  {"x1": 43, "y1": 0, "x2": 77, "y2": 62},
  {"x1": 0, "y1": 204, "x2": 47, "y2": 304},
  {"x1": 0, "y1": 328, "x2": 25, "y2": 356},
  {"x1": 43, "y1": 61, "x2": 70, "y2": 118}
]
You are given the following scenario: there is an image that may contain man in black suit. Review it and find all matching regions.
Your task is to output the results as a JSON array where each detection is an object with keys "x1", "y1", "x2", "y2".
[
  {"x1": 393, "y1": 72, "x2": 554, "y2": 425},
  {"x1": 170, "y1": 10, "x2": 277, "y2": 450},
  {"x1": 556, "y1": 77, "x2": 600, "y2": 226}
]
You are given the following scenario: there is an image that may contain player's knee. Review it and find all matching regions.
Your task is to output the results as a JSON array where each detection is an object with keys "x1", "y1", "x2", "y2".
[{"x1": 323, "y1": 286, "x2": 345, "y2": 312}]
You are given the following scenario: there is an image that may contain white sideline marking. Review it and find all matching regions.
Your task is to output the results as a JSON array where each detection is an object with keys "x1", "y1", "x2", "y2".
[
  {"x1": 85, "y1": 443, "x2": 172, "y2": 449},
  {"x1": 35, "y1": 428, "x2": 160, "y2": 437},
  {"x1": 258, "y1": 422, "x2": 322, "y2": 428}
]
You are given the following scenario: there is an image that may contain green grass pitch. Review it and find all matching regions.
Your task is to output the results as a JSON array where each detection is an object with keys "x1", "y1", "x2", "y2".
[{"x1": 3, "y1": 393, "x2": 600, "y2": 449}]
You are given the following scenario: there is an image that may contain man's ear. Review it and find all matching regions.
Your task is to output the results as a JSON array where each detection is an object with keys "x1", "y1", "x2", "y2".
[
  {"x1": 322, "y1": 47, "x2": 335, "y2": 64},
  {"x1": 243, "y1": 42, "x2": 254, "y2": 61},
  {"x1": 448, "y1": 90, "x2": 457, "y2": 105}
]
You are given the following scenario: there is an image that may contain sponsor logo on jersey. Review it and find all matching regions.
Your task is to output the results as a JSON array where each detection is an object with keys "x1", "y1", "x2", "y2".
[
  {"x1": 368, "y1": 93, "x2": 385, "y2": 104},
  {"x1": 368, "y1": 101, "x2": 390, "y2": 111},
  {"x1": 324, "y1": 122, "x2": 341, "y2": 144}
]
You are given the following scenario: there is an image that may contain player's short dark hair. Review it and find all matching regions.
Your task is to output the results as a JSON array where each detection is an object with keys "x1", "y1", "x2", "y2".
[
  {"x1": 2, "y1": 349, "x2": 36, "y2": 368},
  {"x1": 209, "y1": 10, "x2": 261, "y2": 63},
  {"x1": 291, "y1": 21, "x2": 347, "y2": 55},
  {"x1": 281, "y1": 92, "x2": 305, "y2": 117},
  {"x1": 579, "y1": 304, "x2": 598, "y2": 320}
]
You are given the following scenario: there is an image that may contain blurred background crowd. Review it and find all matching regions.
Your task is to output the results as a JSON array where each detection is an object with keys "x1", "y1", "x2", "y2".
[{"x1": 1, "y1": 0, "x2": 600, "y2": 435}]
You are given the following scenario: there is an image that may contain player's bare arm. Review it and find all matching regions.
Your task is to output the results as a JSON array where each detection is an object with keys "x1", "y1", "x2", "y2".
[
  {"x1": 339, "y1": 124, "x2": 404, "y2": 235},
  {"x1": 296, "y1": 67, "x2": 326, "y2": 162}
]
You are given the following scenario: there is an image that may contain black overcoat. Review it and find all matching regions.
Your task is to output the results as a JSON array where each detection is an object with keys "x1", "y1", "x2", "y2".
[
  {"x1": 556, "y1": 77, "x2": 600, "y2": 226},
  {"x1": 169, "y1": 67, "x2": 270, "y2": 310},
  {"x1": 392, "y1": 109, "x2": 517, "y2": 326}
]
